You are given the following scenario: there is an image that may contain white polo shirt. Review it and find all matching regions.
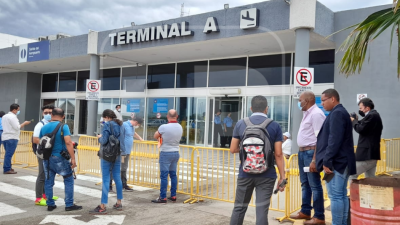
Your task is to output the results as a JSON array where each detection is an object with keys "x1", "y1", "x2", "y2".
[{"x1": 1, "y1": 112, "x2": 21, "y2": 141}]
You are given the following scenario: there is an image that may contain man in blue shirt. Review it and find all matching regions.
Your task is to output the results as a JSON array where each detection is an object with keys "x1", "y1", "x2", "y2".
[
  {"x1": 213, "y1": 110, "x2": 223, "y2": 147},
  {"x1": 119, "y1": 116, "x2": 144, "y2": 191},
  {"x1": 223, "y1": 112, "x2": 234, "y2": 148},
  {"x1": 40, "y1": 108, "x2": 82, "y2": 212},
  {"x1": 229, "y1": 96, "x2": 286, "y2": 225}
]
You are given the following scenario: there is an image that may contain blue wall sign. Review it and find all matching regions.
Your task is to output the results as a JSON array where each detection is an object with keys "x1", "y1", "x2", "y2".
[
  {"x1": 153, "y1": 99, "x2": 168, "y2": 113},
  {"x1": 316, "y1": 96, "x2": 330, "y2": 116},
  {"x1": 19, "y1": 41, "x2": 50, "y2": 63},
  {"x1": 127, "y1": 99, "x2": 141, "y2": 113}
]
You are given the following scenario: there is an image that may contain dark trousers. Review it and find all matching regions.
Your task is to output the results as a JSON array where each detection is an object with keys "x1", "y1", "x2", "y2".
[
  {"x1": 230, "y1": 177, "x2": 276, "y2": 225},
  {"x1": 213, "y1": 124, "x2": 223, "y2": 147},
  {"x1": 225, "y1": 127, "x2": 233, "y2": 147},
  {"x1": 110, "y1": 154, "x2": 130, "y2": 188},
  {"x1": 36, "y1": 157, "x2": 45, "y2": 198}
]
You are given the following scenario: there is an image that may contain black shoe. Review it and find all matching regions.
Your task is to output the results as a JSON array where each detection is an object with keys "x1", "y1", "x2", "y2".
[
  {"x1": 168, "y1": 196, "x2": 177, "y2": 203},
  {"x1": 89, "y1": 205, "x2": 107, "y2": 214},
  {"x1": 151, "y1": 197, "x2": 167, "y2": 204},
  {"x1": 65, "y1": 204, "x2": 83, "y2": 211},
  {"x1": 47, "y1": 205, "x2": 57, "y2": 211},
  {"x1": 113, "y1": 202, "x2": 123, "y2": 211},
  {"x1": 123, "y1": 186, "x2": 133, "y2": 192}
]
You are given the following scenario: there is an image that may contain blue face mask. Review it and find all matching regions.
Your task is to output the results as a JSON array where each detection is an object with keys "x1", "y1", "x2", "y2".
[
  {"x1": 17, "y1": 110, "x2": 20, "y2": 115},
  {"x1": 298, "y1": 102, "x2": 303, "y2": 111},
  {"x1": 44, "y1": 114, "x2": 51, "y2": 121}
]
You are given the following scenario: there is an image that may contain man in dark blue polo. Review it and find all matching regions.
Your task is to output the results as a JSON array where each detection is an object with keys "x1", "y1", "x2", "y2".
[{"x1": 317, "y1": 89, "x2": 356, "y2": 225}]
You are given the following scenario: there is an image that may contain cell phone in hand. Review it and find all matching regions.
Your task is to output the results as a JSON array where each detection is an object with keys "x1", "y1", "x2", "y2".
[
  {"x1": 323, "y1": 172, "x2": 335, "y2": 183},
  {"x1": 30, "y1": 119, "x2": 34, "y2": 122},
  {"x1": 274, "y1": 179, "x2": 287, "y2": 194}
]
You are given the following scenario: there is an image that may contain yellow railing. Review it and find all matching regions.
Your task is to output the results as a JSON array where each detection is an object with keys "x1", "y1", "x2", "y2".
[{"x1": 13, "y1": 131, "x2": 38, "y2": 168}]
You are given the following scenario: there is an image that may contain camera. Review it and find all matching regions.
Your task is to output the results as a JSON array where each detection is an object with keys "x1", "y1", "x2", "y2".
[
  {"x1": 350, "y1": 112, "x2": 357, "y2": 119},
  {"x1": 60, "y1": 142, "x2": 78, "y2": 160}
]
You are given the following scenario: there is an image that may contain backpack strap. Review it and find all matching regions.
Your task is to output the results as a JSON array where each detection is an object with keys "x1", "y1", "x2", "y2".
[
  {"x1": 52, "y1": 122, "x2": 63, "y2": 136},
  {"x1": 259, "y1": 118, "x2": 273, "y2": 129},
  {"x1": 243, "y1": 117, "x2": 254, "y2": 126},
  {"x1": 109, "y1": 121, "x2": 114, "y2": 136}
]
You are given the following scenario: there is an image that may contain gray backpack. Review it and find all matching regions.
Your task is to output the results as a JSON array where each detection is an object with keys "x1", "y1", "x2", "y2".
[{"x1": 240, "y1": 117, "x2": 274, "y2": 174}]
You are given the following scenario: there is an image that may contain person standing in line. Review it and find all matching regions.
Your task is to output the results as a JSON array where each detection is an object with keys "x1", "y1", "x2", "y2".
[
  {"x1": 90, "y1": 109, "x2": 123, "y2": 214},
  {"x1": 317, "y1": 89, "x2": 356, "y2": 225},
  {"x1": 224, "y1": 112, "x2": 234, "y2": 148},
  {"x1": 32, "y1": 105, "x2": 59, "y2": 206},
  {"x1": 213, "y1": 110, "x2": 223, "y2": 147},
  {"x1": 119, "y1": 116, "x2": 144, "y2": 191},
  {"x1": 152, "y1": 109, "x2": 183, "y2": 203},
  {"x1": 349, "y1": 98, "x2": 383, "y2": 180},
  {"x1": 2, "y1": 104, "x2": 31, "y2": 174},
  {"x1": 290, "y1": 91, "x2": 326, "y2": 225},
  {"x1": 0, "y1": 111, "x2": 5, "y2": 157},
  {"x1": 282, "y1": 132, "x2": 292, "y2": 159}
]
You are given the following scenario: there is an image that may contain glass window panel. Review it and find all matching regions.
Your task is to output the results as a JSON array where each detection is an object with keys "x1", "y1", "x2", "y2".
[
  {"x1": 145, "y1": 97, "x2": 174, "y2": 140},
  {"x1": 100, "y1": 68, "x2": 121, "y2": 90},
  {"x1": 121, "y1": 66, "x2": 146, "y2": 90},
  {"x1": 176, "y1": 61, "x2": 208, "y2": 88},
  {"x1": 78, "y1": 100, "x2": 88, "y2": 134},
  {"x1": 97, "y1": 98, "x2": 120, "y2": 133},
  {"x1": 42, "y1": 99, "x2": 57, "y2": 108},
  {"x1": 176, "y1": 97, "x2": 206, "y2": 145},
  {"x1": 209, "y1": 57, "x2": 246, "y2": 87},
  {"x1": 309, "y1": 50, "x2": 334, "y2": 83},
  {"x1": 121, "y1": 98, "x2": 145, "y2": 138},
  {"x1": 77, "y1": 71, "x2": 90, "y2": 91},
  {"x1": 147, "y1": 64, "x2": 175, "y2": 89},
  {"x1": 65, "y1": 99, "x2": 76, "y2": 134},
  {"x1": 42, "y1": 73, "x2": 58, "y2": 92},
  {"x1": 248, "y1": 54, "x2": 291, "y2": 86},
  {"x1": 58, "y1": 72, "x2": 76, "y2": 92}
]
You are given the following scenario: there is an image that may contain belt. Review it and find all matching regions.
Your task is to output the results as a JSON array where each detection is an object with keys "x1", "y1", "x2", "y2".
[{"x1": 299, "y1": 146, "x2": 316, "y2": 151}]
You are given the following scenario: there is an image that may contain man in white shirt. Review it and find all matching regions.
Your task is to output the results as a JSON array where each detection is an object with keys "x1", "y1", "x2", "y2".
[
  {"x1": 114, "y1": 105, "x2": 123, "y2": 121},
  {"x1": 2, "y1": 103, "x2": 31, "y2": 174},
  {"x1": 282, "y1": 132, "x2": 292, "y2": 159}
]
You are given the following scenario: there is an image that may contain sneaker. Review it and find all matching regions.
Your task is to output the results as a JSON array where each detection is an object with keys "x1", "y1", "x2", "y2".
[
  {"x1": 89, "y1": 205, "x2": 107, "y2": 214},
  {"x1": 123, "y1": 186, "x2": 133, "y2": 192},
  {"x1": 47, "y1": 205, "x2": 57, "y2": 211},
  {"x1": 35, "y1": 198, "x2": 47, "y2": 206},
  {"x1": 65, "y1": 204, "x2": 83, "y2": 211},
  {"x1": 43, "y1": 194, "x2": 59, "y2": 201},
  {"x1": 3, "y1": 170, "x2": 17, "y2": 174},
  {"x1": 168, "y1": 196, "x2": 177, "y2": 203},
  {"x1": 113, "y1": 202, "x2": 123, "y2": 211},
  {"x1": 151, "y1": 197, "x2": 167, "y2": 204}
]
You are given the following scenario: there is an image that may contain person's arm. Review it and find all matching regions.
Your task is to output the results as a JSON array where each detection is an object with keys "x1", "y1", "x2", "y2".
[
  {"x1": 32, "y1": 123, "x2": 42, "y2": 144},
  {"x1": 323, "y1": 111, "x2": 346, "y2": 173},
  {"x1": 274, "y1": 141, "x2": 286, "y2": 191},
  {"x1": 230, "y1": 138, "x2": 240, "y2": 154},
  {"x1": 352, "y1": 114, "x2": 374, "y2": 135},
  {"x1": 134, "y1": 132, "x2": 144, "y2": 141},
  {"x1": 224, "y1": 122, "x2": 227, "y2": 132},
  {"x1": 310, "y1": 113, "x2": 326, "y2": 172},
  {"x1": 64, "y1": 135, "x2": 76, "y2": 168},
  {"x1": 120, "y1": 124, "x2": 127, "y2": 155},
  {"x1": 98, "y1": 123, "x2": 110, "y2": 145},
  {"x1": 154, "y1": 125, "x2": 163, "y2": 140}
]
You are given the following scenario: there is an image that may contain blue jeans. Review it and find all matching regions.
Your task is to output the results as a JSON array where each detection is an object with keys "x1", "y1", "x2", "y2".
[
  {"x1": 326, "y1": 167, "x2": 349, "y2": 225},
  {"x1": 3, "y1": 139, "x2": 18, "y2": 173},
  {"x1": 44, "y1": 155, "x2": 74, "y2": 207},
  {"x1": 101, "y1": 157, "x2": 123, "y2": 204},
  {"x1": 159, "y1": 151, "x2": 179, "y2": 199},
  {"x1": 298, "y1": 150, "x2": 324, "y2": 220}
]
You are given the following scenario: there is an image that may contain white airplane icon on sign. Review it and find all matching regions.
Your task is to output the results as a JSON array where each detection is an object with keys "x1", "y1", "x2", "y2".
[{"x1": 240, "y1": 8, "x2": 259, "y2": 29}]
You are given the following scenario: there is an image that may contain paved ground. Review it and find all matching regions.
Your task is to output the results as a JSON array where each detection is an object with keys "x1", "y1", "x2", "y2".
[{"x1": 0, "y1": 165, "x2": 295, "y2": 225}]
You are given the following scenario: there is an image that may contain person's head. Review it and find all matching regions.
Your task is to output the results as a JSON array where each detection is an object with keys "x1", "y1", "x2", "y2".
[
  {"x1": 0, "y1": 111, "x2": 5, "y2": 118},
  {"x1": 251, "y1": 95, "x2": 268, "y2": 114},
  {"x1": 215, "y1": 109, "x2": 221, "y2": 116},
  {"x1": 227, "y1": 112, "x2": 231, "y2": 117},
  {"x1": 115, "y1": 105, "x2": 121, "y2": 112},
  {"x1": 358, "y1": 98, "x2": 374, "y2": 115},
  {"x1": 102, "y1": 109, "x2": 123, "y2": 125},
  {"x1": 298, "y1": 91, "x2": 316, "y2": 111},
  {"x1": 10, "y1": 103, "x2": 20, "y2": 115},
  {"x1": 51, "y1": 107, "x2": 65, "y2": 121},
  {"x1": 321, "y1": 89, "x2": 340, "y2": 111},
  {"x1": 167, "y1": 109, "x2": 178, "y2": 122},
  {"x1": 283, "y1": 132, "x2": 291, "y2": 141},
  {"x1": 131, "y1": 116, "x2": 144, "y2": 128},
  {"x1": 42, "y1": 105, "x2": 54, "y2": 121}
]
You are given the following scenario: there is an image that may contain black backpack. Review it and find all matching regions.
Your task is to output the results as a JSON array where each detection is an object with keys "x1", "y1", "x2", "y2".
[
  {"x1": 37, "y1": 122, "x2": 64, "y2": 160},
  {"x1": 100, "y1": 122, "x2": 120, "y2": 162},
  {"x1": 32, "y1": 121, "x2": 44, "y2": 154},
  {"x1": 240, "y1": 117, "x2": 274, "y2": 174}
]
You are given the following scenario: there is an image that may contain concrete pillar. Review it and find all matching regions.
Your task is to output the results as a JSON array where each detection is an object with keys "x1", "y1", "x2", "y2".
[
  {"x1": 87, "y1": 54, "x2": 100, "y2": 136},
  {"x1": 291, "y1": 28, "x2": 310, "y2": 154}
]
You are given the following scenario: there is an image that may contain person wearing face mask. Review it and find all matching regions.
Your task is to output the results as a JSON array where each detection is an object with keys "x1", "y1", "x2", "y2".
[
  {"x1": 349, "y1": 98, "x2": 383, "y2": 180},
  {"x1": 1, "y1": 103, "x2": 31, "y2": 174},
  {"x1": 290, "y1": 91, "x2": 326, "y2": 224},
  {"x1": 32, "y1": 105, "x2": 59, "y2": 206},
  {"x1": 114, "y1": 105, "x2": 123, "y2": 121}
]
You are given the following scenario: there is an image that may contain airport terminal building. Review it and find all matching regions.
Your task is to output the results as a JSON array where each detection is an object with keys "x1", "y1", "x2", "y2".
[{"x1": 0, "y1": 0, "x2": 397, "y2": 151}]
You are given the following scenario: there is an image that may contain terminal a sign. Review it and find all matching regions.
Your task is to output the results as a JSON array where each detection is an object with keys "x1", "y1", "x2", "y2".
[
  {"x1": 19, "y1": 41, "x2": 50, "y2": 63},
  {"x1": 109, "y1": 8, "x2": 259, "y2": 46}
]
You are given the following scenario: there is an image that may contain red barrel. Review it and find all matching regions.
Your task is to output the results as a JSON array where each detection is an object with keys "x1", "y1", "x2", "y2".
[{"x1": 350, "y1": 177, "x2": 400, "y2": 225}]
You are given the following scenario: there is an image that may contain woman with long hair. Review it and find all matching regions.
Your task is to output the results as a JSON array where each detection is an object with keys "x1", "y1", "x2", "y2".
[{"x1": 90, "y1": 109, "x2": 123, "y2": 214}]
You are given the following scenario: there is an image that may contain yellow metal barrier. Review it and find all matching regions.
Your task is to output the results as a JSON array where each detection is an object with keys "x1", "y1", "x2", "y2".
[
  {"x1": 383, "y1": 138, "x2": 400, "y2": 173},
  {"x1": 76, "y1": 135, "x2": 101, "y2": 176},
  {"x1": 12, "y1": 131, "x2": 38, "y2": 168}
]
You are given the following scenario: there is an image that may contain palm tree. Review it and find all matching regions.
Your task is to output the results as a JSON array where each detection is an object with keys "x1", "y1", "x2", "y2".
[{"x1": 335, "y1": 1, "x2": 400, "y2": 78}]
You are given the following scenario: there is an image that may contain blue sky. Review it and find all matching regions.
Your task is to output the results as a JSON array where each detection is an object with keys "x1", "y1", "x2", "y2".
[{"x1": 0, "y1": 0, "x2": 393, "y2": 38}]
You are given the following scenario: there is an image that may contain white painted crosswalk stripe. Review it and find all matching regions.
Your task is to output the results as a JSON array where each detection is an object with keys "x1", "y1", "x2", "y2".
[
  {"x1": 16, "y1": 176, "x2": 115, "y2": 198},
  {"x1": 0, "y1": 181, "x2": 65, "y2": 206},
  {"x1": 77, "y1": 175, "x2": 153, "y2": 191},
  {"x1": 0, "y1": 202, "x2": 26, "y2": 217}
]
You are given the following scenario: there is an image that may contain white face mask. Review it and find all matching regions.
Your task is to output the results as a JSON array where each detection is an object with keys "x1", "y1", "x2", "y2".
[
  {"x1": 134, "y1": 125, "x2": 139, "y2": 129},
  {"x1": 117, "y1": 109, "x2": 121, "y2": 112}
]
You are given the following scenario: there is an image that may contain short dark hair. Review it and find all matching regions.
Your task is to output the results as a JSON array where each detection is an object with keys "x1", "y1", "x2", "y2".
[
  {"x1": 0, "y1": 111, "x2": 5, "y2": 118},
  {"x1": 251, "y1": 96, "x2": 268, "y2": 113},
  {"x1": 102, "y1": 109, "x2": 123, "y2": 125},
  {"x1": 322, "y1": 89, "x2": 340, "y2": 102},
  {"x1": 10, "y1": 103, "x2": 19, "y2": 111},
  {"x1": 115, "y1": 105, "x2": 121, "y2": 109},
  {"x1": 42, "y1": 105, "x2": 55, "y2": 111},
  {"x1": 358, "y1": 98, "x2": 374, "y2": 109},
  {"x1": 52, "y1": 107, "x2": 65, "y2": 117},
  {"x1": 132, "y1": 116, "x2": 144, "y2": 125}
]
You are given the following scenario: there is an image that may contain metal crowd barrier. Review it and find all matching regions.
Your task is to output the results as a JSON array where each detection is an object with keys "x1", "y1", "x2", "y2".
[{"x1": 12, "y1": 131, "x2": 37, "y2": 168}]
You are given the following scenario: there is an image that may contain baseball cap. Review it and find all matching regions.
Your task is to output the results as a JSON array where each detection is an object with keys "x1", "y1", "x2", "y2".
[{"x1": 283, "y1": 132, "x2": 291, "y2": 138}]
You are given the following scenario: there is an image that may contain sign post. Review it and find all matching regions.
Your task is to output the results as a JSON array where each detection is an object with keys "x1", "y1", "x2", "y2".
[
  {"x1": 86, "y1": 80, "x2": 101, "y2": 100},
  {"x1": 293, "y1": 67, "x2": 314, "y2": 99}
]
